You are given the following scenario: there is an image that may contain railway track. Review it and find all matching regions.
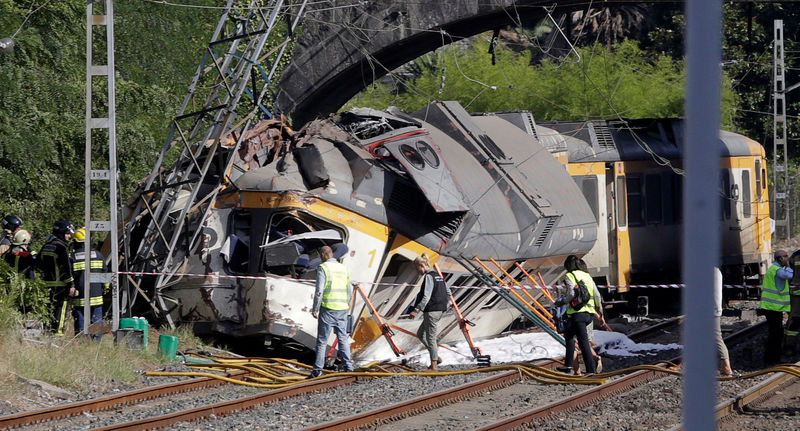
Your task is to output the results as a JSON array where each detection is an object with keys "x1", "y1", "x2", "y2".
[
  {"x1": 0, "y1": 318, "x2": 778, "y2": 431},
  {"x1": 301, "y1": 321, "x2": 770, "y2": 431},
  {"x1": 713, "y1": 361, "x2": 800, "y2": 430}
]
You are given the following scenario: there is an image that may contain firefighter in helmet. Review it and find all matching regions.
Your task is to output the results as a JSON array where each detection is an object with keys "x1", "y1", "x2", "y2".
[
  {"x1": 0, "y1": 214, "x2": 24, "y2": 256},
  {"x1": 70, "y1": 228, "x2": 107, "y2": 339},
  {"x1": 38, "y1": 220, "x2": 76, "y2": 336},
  {"x1": 3, "y1": 229, "x2": 36, "y2": 280}
]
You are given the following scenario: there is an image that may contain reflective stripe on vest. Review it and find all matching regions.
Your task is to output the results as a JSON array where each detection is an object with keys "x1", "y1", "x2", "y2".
[
  {"x1": 70, "y1": 296, "x2": 104, "y2": 306},
  {"x1": 320, "y1": 261, "x2": 350, "y2": 310},
  {"x1": 565, "y1": 270, "x2": 597, "y2": 315},
  {"x1": 761, "y1": 264, "x2": 790, "y2": 312},
  {"x1": 40, "y1": 250, "x2": 72, "y2": 288}
]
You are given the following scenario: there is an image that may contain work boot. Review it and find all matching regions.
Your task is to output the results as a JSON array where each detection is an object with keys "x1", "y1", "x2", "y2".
[
  {"x1": 306, "y1": 370, "x2": 322, "y2": 379},
  {"x1": 556, "y1": 366, "x2": 572, "y2": 374}
]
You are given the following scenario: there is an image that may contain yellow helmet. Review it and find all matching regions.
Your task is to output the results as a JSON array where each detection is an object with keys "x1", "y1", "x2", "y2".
[{"x1": 73, "y1": 228, "x2": 86, "y2": 243}]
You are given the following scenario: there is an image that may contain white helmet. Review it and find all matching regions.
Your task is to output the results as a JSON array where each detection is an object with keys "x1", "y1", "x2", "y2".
[{"x1": 11, "y1": 229, "x2": 31, "y2": 246}]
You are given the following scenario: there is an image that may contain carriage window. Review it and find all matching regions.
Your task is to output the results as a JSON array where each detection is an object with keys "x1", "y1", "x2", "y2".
[
  {"x1": 224, "y1": 210, "x2": 252, "y2": 274},
  {"x1": 661, "y1": 173, "x2": 674, "y2": 224},
  {"x1": 616, "y1": 176, "x2": 627, "y2": 228},
  {"x1": 481, "y1": 291, "x2": 505, "y2": 309},
  {"x1": 671, "y1": 174, "x2": 683, "y2": 224},
  {"x1": 575, "y1": 176, "x2": 599, "y2": 223},
  {"x1": 645, "y1": 175, "x2": 662, "y2": 224},
  {"x1": 742, "y1": 170, "x2": 752, "y2": 218},
  {"x1": 720, "y1": 171, "x2": 731, "y2": 220},
  {"x1": 260, "y1": 212, "x2": 346, "y2": 277},
  {"x1": 755, "y1": 160, "x2": 762, "y2": 201},
  {"x1": 451, "y1": 275, "x2": 474, "y2": 303},
  {"x1": 626, "y1": 176, "x2": 643, "y2": 226}
]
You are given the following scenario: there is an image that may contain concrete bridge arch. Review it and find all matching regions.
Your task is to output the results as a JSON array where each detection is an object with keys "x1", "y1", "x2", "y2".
[{"x1": 276, "y1": 0, "x2": 602, "y2": 126}]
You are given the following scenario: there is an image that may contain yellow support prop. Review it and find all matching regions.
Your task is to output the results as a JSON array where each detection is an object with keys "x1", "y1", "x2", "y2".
[{"x1": 473, "y1": 257, "x2": 557, "y2": 331}]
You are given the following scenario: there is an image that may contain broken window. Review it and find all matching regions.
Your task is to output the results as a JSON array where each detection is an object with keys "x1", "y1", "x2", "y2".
[
  {"x1": 259, "y1": 211, "x2": 347, "y2": 278},
  {"x1": 223, "y1": 210, "x2": 252, "y2": 274}
]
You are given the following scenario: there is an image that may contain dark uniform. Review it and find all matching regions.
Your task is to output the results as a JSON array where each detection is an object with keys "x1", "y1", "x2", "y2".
[
  {"x1": 0, "y1": 215, "x2": 23, "y2": 257},
  {"x1": 39, "y1": 221, "x2": 76, "y2": 336},
  {"x1": 4, "y1": 247, "x2": 37, "y2": 280},
  {"x1": 71, "y1": 237, "x2": 107, "y2": 337},
  {"x1": 411, "y1": 268, "x2": 451, "y2": 366}
]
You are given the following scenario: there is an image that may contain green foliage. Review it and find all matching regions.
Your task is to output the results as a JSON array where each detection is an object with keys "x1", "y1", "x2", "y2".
[
  {"x1": 345, "y1": 37, "x2": 706, "y2": 123},
  {"x1": 0, "y1": 260, "x2": 50, "y2": 323},
  {"x1": 0, "y1": 0, "x2": 218, "y2": 242}
]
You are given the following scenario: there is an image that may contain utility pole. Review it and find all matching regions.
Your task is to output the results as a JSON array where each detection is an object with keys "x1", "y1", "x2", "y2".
[
  {"x1": 85, "y1": 0, "x2": 120, "y2": 333},
  {"x1": 773, "y1": 19, "x2": 798, "y2": 243}
]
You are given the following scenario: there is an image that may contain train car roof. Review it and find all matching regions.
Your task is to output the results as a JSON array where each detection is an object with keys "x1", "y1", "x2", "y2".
[
  {"x1": 536, "y1": 118, "x2": 763, "y2": 163},
  {"x1": 232, "y1": 102, "x2": 598, "y2": 260}
]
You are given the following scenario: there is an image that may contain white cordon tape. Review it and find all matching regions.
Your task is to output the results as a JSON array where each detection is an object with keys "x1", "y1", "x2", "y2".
[{"x1": 116, "y1": 271, "x2": 762, "y2": 291}]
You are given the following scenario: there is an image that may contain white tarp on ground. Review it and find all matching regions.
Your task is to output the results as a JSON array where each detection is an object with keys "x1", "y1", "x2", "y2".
[{"x1": 369, "y1": 330, "x2": 683, "y2": 368}]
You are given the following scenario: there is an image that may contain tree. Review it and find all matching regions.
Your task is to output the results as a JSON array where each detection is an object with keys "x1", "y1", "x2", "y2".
[
  {"x1": 344, "y1": 35, "x2": 732, "y2": 126},
  {"x1": 569, "y1": 5, "x2": 649, "y2": 50},
  {"x1": 0, "y1": 0, "x2": 217, "y2": 243}
]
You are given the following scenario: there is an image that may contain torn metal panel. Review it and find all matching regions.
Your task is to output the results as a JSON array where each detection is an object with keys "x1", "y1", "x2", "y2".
[{"x1": 382, "y1": 137, "x2": 469, "y2": 212}]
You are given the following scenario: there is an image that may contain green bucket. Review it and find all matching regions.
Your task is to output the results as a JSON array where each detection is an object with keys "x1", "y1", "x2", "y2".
[
  {"x1": 158, "y1": 335, "x2": 178, "y2": 361},
  {"x1": 119, "y1": 317, "x2": 137, "y2": 330},
  {"x1": 136, "y1": 317, "x2": 149, "y2": 349}
]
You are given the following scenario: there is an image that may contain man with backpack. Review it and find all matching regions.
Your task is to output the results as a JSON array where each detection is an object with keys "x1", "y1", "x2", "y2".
[{"x1": 557, "y1": 254, "x2": 603, "y2": 376}]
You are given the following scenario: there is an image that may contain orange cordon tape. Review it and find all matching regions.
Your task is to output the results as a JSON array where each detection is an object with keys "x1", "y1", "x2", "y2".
[{"x1": 116, "y1": 272, "x2": 759, "y2": 291}]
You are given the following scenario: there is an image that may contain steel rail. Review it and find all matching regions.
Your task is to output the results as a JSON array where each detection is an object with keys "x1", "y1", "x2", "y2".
[
  {"x1": 663, "y1": 360, "x2": 800, "y2": 431},
  {"x1": 0, "y1": 371, "x2": 249, "y2": 429},
  {"x1": 476, "y1": 320, "x2": 768, "y2": 430},
  {"x1": 476, "y1": 367, "x2": 671, "y2": 431},
  {"x1": 676, "y1": 360, "x2": 800, "y2": 431},
  {"x1": 302, "y1": 371, "x2": 523, "y2": 431},
  {"x1": 92, "y1": 376, "x2": 358, "y2": 431},
  {"x1": 626, "y1": 316, "x2": 683, "y2": 341},
  {"x1": 0, "y1": 319, "x2": 759, "y2": 430}
]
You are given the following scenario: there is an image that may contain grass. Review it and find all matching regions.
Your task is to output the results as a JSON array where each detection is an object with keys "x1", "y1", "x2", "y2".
[{"x1": 0, "y1": 303, "x2": 215, "y2": 398}]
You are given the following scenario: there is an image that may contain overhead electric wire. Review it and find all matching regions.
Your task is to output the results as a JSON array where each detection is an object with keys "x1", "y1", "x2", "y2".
[{"x1": 7, "y1": 0, "x2": 55, "y2": 40}]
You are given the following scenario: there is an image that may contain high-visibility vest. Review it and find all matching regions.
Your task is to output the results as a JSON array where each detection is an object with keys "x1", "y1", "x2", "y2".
[
  {"x1": 70, "y1": 248, "x2": 107, "y2": 307},
  {"x1": 761, "y1": 264, "x2": 790, "y2": 312},
  {"x1": 320, "y1": 260, "x2": 350, "y2": 310},
  {"x1": 565, "y1": 270, "x2": 597, "y2": 315}
]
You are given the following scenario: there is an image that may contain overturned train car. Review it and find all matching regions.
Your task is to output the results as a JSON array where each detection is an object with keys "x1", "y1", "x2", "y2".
[{"x1": 123, "y1": 101, "x2": 597, "y2": 359}]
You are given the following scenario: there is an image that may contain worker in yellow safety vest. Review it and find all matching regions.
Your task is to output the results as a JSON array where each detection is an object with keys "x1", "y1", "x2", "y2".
[
  {"x1": 760, "y1": 250, "x2": 793, "y2": 366},
  {"x1": 70, "y1": 228, "x2": 108, "y2": 339},
  {"x1": 557, "y1": 254, "x2": 599, "y2": 376},
  {"x1": 783, "y1": 249, "x2": 800, "y2": 354},
  {"x1": 308, "y1": 244, "x2": 353, "y2": 378}
]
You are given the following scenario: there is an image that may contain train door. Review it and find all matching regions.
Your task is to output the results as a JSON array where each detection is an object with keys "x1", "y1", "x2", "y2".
[
  {"x1": 567, "y1": 163, "x2": 607, "y2": 279},
  {"x1": 725, "y1": 160, "x2": 764, "y2": 281},
  {"x1": 350, "y1": 242, "x2": 422, "y2": 352},
  {"x1": 606, "y1": 162, "x2": 631, "y2": 288}
]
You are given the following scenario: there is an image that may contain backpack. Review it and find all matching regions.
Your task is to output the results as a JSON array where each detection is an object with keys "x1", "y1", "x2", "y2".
[
  {"x1": 569, "y1": 272, "x2": 592, "y2": 310},
  {"x1": 553, "y1": 298, "x2": 570, "y2": 333}
]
